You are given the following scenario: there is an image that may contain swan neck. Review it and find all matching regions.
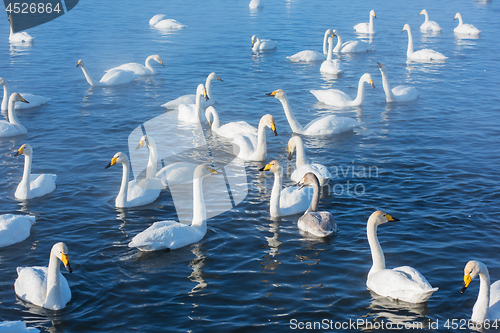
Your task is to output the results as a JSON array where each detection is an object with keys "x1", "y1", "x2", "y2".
[
  {"x1": 44, "y1": 251, "x2": 63, "y2": 309},
  {"x1": 472, "y1": 269, "x2": 491, "y2": 322},
  {"x1": 305, "y1": 178, "x2": 320, "y2": 213},
  {"x1": 369, "y1": 14, "x2": 374, "y2": 31},
  {"x1": 279, "y1": 96, "x2": 304, "y2": 134},
  {"x1": 1, "y1": 83, "x2": 9, "y2": 111},
  {"x1": 323, "y1": 31, "x2": 329, "y2": 55},
  {"x1": 295, "y1": 140, "x2": 307, "y2": 168},
  {"x1": 424, "y1": 12, "x2": 429, "y2": 22},
  {"x1": 79, "y1": 64, "x2": 99, "y2": 86},
  {"x1": 7, "y1": 97, "x2": 21, "y2": 125},
  {"x1": 333, "y1": 34, "x2": 342, "y2": 53},
  {"x1": 18, "y1": 153, "x2": 32, "y2": 197},
  {"x1": 326, "y1": 38, "x2": 333, "y2": 61},
  {"x1": 380, "y1": 69, "x2": 395, "y2": 102},
  {"x1": 205, "y1": 75, "x2": 214, "y2": 98},
  {"x1": 144, "y1": 56, "x2": 155, "y2": 73},
  {"x1": 254, "y1": 118, "x2": 268, "y2": 160},
  {"x1": 406, "y1": 28, "x2": 414, "y2": 56},
  {"x1": 209, "y1": 108, "x2": 220, "y2": 130},
  {"x1": 146, "y1": 139, "x2": 158, "y2": 179},
  {"x1": 116, "y1": 160, "x2": 129, "y2": 207},
  {"x1": 367, "y1": 219, "x2": 386, "y2": 276},
  {"x1": 191, "y1": 173, "x2": 207, "y2": 228},
  {"x1": 269, "y1": 167, "x2": 283, "y2": 217},
  {"x1": 195, "y1": 90, "x2": 203, "y2": 122},
  {"x1": 253, "y1": 38, "x2": 261, "y2": 52},
  {"x1": 457, "y1": 14, "x2": 464, "y2": 25},
  {"x1": 353, "y1": 77, "x2": 367, "y2": 105}
]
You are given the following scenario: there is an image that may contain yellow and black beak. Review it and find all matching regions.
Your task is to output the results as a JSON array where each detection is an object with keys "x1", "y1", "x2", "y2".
[
  {"x1": 287, "y1": 146, "x2": 294, "y2": 160},
  {"x1": 266, "y1": 91, "x2": 278, "y2": 97},
  {"x1": 76, "y1": 60, "x2": 82, "y2": 68},
  {"x1": 14, "y1": 146, "x2": 24, "y2": 157},
  {"x1": 385, "y1": 214, "x2": 400, "y2": 222},
  {"x1": 461, "y1": 273, "x2": 472, "y2": 294},
  {"x1": 259, "y1": 163, "x2": 272, "y2": 172},
  {"x1": 208, "y1": 167, "x2": 222, "y2": 175},
  {"x1": 160, "y1": 60, "x2": 164, "y2": 67},
  {"x1": 271, "y1": 123, "x2": 278, "y2": 136},
  {"x1": 105, "y1": 157, "x2": 118, "y2": 169},
  {"x1": 369, "y1": 79, "x2": 375, "y2": 88},
  {"x1": 203, "y1": 89, "x2": 209, "y2": 102},
  {"x1": 19, "y1": 95, "x2": 29, "y2": 104},
  {"x1": 217, "y1": 75, "x2": 223, "y2": 82},
  {"x1": 402, "y1": 26, "x2": 406, "y2": 32},
  {"x1": 377, "y1": 62, "x2": 384, "y2": 69},
  {"x1": 135, "y1": 140, "x2": 146, "y2": 151},
  {"x1": 61, "y1": 253, "x2": 72, "y2": 273},
  {"x1": 373, "y1": 12, "x2": 377, "y2": 18}
]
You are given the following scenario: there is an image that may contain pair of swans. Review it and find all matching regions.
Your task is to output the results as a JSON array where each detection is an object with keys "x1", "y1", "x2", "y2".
[
  {"x1": 332, "y1": 29, "x2": 373, "y2": 53},
  {"x1": 232, "y1": 114, "x2": 277, "y2": 161},
  {"x1": 0, "y1": 78, "x2": 49, "y2": 110},
  {"x1": 251, "y1": 35, "x2": 277, "y2": 52},
  {"x1": 402, "y1": 24, "x2": 447, "y2": 62},
  {"x1": 14, "y1": 143, "x2": 57, "y2": 200},
  {"x1": 267, "y1": 89, "x2": 359, "y2": 135},
  {"x1": 177, "y1": 84, "x2": 209, "y2": 123},
  {"x1": 15, "y1": 242, "x2": 72, "y2": 310},
  {"x1": 288, "y1": 136, "x2": 330, "y2": 186},
  {"x1": 419, "y1": 9, "x2": 442, "y2": 33},
  {"x1": 0, "y1": 93, "x2": 29, "y2": 137},
  {"x1": 309, "y1": 73, "x2": 375, "y2": 107},
  {"x1": 149, "y1": 14, "x2": 186, "y2": 30},
  {"x1": 162, "y1": 73, "x2": 222, "y2": 108},
  {"x1": 454, "y1": 13, "x2": 481, "y2": 35},
  {"x1": 128, "y1": 165, "x2": 218, "y2": 251},
  {"x1": 320, "y1": 36, "x2": 343, "y2": 75},
  {"x1": 206, "y1": 106, "x2": 257, "y2": 139},
  {"x1": 377, "y1": 63, "x2": 418, "y2": 103},
  {"x1": 0, "y1": 214, "x2": 35, "y2": 248},
  {"x1": 286, "y1": 29, "x2": 332, "y2": 62},
  {"x1": 354, "y1": 10, "x2": 376, "y2": 34}
]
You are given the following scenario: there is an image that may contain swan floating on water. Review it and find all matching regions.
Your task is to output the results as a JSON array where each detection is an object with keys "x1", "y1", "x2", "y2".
[
  {"x1": 320, "y1": 36, "x2": 343, "y2": 75},
  {"x1": 402, "y1": 24, "x2": 447, "y2": 62},
  {"x1": 288, "y1": 136, "x2": 330, "y2": 186},
  {"x1": 332, "y1": 29, "x2": 373, "y2": 53},
  {"x1": 149, "y1": 14, "x2": 186, "y2": 30},
  {"x1": 0, "y1": 78, "x2": 49, "y2": 110},
  {"x1": 0, "y1": 214, "x2": 35, "y2": 248},
  {"x1": 377, "y1": 63, "x2": 418, "y2": 103},
  {"x1": 232, "y1": 114, "x2": 277, "y2": 161},
  {"x1": 310, "y1": 73, "x2": 375, "y2": 107},
  {"x1": 251, "y1": 35, "x2": 277, "y2": 52},
  {"x1": 454, "y1": 13, "x2": 481, "y2": 35},
  {"x1": 14, "y1": 242, "x2": 72, "y2": 310},
  {"x1": 206, "y1": 106, "x2": 258, "y2": 139},
  {"x1": 354, "y1": 10, "x2": 376, "y2": 34},
  {"x1": 287, "y1": 29, "x2": 333, "y2": 62},
  {"x1": 0, "y1": 93, "x2": 29, "y2": 137},
  {"x1": 419, "y1": 9, "x2": 442, "y2": 33},
  {"x1": 163, "y1": 73, "x2": 222, "y2": 108},
  {"x1": 76, "y1": 59, "x2": 140, "y2": 86},
  {"x1": 106, "y1": 55, "x2": 164, "y2": 75},
  {"x1": 249, "y1": 0, "x2": 263, "y2": 9},
  {"x1": 177, "y1": 84, "x2": 209, "y2": 123}
]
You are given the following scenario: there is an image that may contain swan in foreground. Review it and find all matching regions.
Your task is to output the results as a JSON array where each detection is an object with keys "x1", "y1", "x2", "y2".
[
  {"x1": 354, "y1": 10, "x2": 376, "y2": 34},
  {"x1": 0, "y1": 321, "x2": 39, "y2": 332},
  {"x1": 76, "y1": 59, "x2": 140, "y2": 86},
  {"x1": 310, "y1": 73, "x2": 375, "y2": 107},
  {"x1": 105, "y1": 152, "x2": 161, "y2": 208},
  {"x1": 177, "y1": 84, "x2": 209, "y2": 123},
  {"x1": 377, "y1": 63, "x2": 418, "y2": 103},
  {"x1": 267, "y1": 89, "x2": 359, "y2": 135},
  {"x1": 0, "y1": 78, "x2": 49, "y2": 110},
  {"x1": 0, "y1": 214, "x2": 35, "y2": 248},
  {"x1": 259, "y1": 160, "x2": 312, "y2": 217},
  {"x1": 297, "y1": 173, "x2": 336, "y2": 237},
  {"x1": 0, "y1": 93, "x2": 29, "y2": 137},
  {"x1": 249, "y1": 0, "x2": 263, "y2": 9},
  {"x1": 106, "y1": 55, "x2": 164, "y2": 75},
  {"x1": 149, "y1": 14, "x2": 186, "y2": 30},
  {"x1": 402, "y1": 24, "x2": 447, "y2": 62},
  {"x1": 286, "y1": 29, "x2": 333, "y2": 62},
  {"x1": 162, "y1": 73, "x2": 222, "y2": 108},
  {"x1": 320, "y1": 36, "x2": 343, "y2": 75},
  {"x1": 332, "y1": 29, "x2": 373, "y2": 53},
  {"x1": 288, "y1": 136, "x2": 330, "y2": 186},
  {"x1": 366, "y1": 210, "x2": 438, "y2": 303},
  {"x1": 460, "y1": 260, "x2": 500, "y2": 323},
  {"x1": 205, "y1": 106, "x2": 258, "y2": 139},
  {"x1": 252, "y1": 35, "x2": 277, "y2": 52},
  {"x1": 14, "y1": 144, "x2": 56, "y2": 200},
  {"x1": 232, "y1": 114, "x2": 277, "y2": 161},
  {"x1": 128, "y1": 165, "x2": 218, "y2": 251},
  {"x1": 15, "y1": 242, "x2": 72, "y2": 310},
  {"x1": 454, "y1": 13, "x2": 481, "y2": 35},
  {"x1": 419, "y1": 9, "x2": 442, "y2": 32}
]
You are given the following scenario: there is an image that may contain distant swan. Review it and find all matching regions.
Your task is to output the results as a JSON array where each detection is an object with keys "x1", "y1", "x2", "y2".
[
  {"x1": 76, "y1": 59, "x2": 140, "y2": 86},
  {"x1": 0, "y1": 78, "x2": 49, "y2": 110},
  {"x1": 287, "y1": 29, "x2": 333, "y2": 62},
  {"x1": 377, "y1": 63, "x2": 418, "y2": 103},
  {"x1": 107, "y1": 55, "x2": 164, "y2": 75},
  {"x1": 366, "y1": 210, "x2": 438, "y2": 303},
  {"x1": 162, "y1": 73, "x2": 222, "y2": 108},
  {"x1": 332, "y1": 29, "x2": 373, "y2": 53},
  {"x1": 419, "y1": 9, "x2": 442, "y2": 32},
  {"x1": 354, "y1": 10, "x2": 376, "y2": 34},
  {"x1": 0, "y1": 92, "x2": 29, "y2": 137},
  {"x1": 232, "y1": 114, "x2": 277, "y2": 161},
  {"x1": 205, "y1": 106, "x2": 258, "y2": 139},
  {"x1": 252, "y1": 35, "x2": 277, "y2": 52},
  {"x1": 310, "y1": 73, "x2": 375, "y2": 107},
  {"x1": 288, "y1": 136, "x2": 330, "y2": 186},
  {"x1": 267, "y1": 89, "x2": 359, "y2": 135},
  {"x1": 149, "y1": 14, "x2": 186, "y2": 30},
  {"x1": 402, "y1": 24, "x2": 447, "y2": 62},
  {"x1": 0, "y1": 214, "x2": 35, "y2": 248},
  {"x1": 177, "y1": 84, "x2": 209, "y2": 123},
  {"x1": 320, "y1": 36, "x2": 343, "y2": 75},
  {"x1": 454, "y1": 13, "x2": 481, "y2": 35},
  {"x1": 249, "y1": 0, "x2": 263, "y2": 9}
]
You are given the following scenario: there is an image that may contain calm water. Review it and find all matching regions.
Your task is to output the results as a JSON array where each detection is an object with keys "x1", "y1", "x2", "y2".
[{"x1": 1, "y1": 0, "x2": 499, "y2": 332}]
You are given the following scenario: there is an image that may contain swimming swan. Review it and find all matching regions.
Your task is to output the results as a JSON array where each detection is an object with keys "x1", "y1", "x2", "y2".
[
  {"x1": 205, "y1": 106, "x2": 258, "y2": 139},
  {"x1": 288, "y1": 136, "x2": 330, "y2": 186},
  {"x1": 460, "y1": 260, "x2": 500, "y2": 323},
  {"x1": 14, "y1": 242, "x2": 72, "y2": 310},
  {"x1": 149, "y1": 14, "x2": 186, "y2": 30},
  {"x1": 332, "y1": 29, "x2": 373, "y2": 53},
  {"x1": 252, "y1": 35, "x2": 277, "y2": 52},
  {"x1": 0, "y1": 214, "x2": 35, "y2": 248},
  {"x1": 366, "y1": 210, "x2": 438, "y2": 303},
  {"x1": 320, "y1": 36, "x2": 343, "y2": 75},
  {"x1": 0, "y1": 93, "x2": 29, "y2": 137},
  {"x1": 76, "y1": 59, "x2": 140, "y2": 86},
  {"x1": 259, "y1": 160, "x2": 312, "y2": 217},
  {"x1": 128, "y1": 165, "x2": 218, "y2": 251},
  {"x1": 286, "y1": 29, "x2": 333, "y2": 62},
  {"x1": 105, "y1": 152, "x2": 161, "y2": 208},
  {"x1": 267, "y1": 89, "x2": 359, "y2": 135},
  {"x1": 377, "y1": 63, "x2": 418, "y2": 103},
  {"x1": 162, "y1": 73, "x2": 222, "y2": 108},
  {"x1": 106, "y1": 55, "x2": 164, "y2": 75},
  {"x1": 419, "y1": 9, "x2": 442, "y2": 33},
  {"x1": 232, "y1": 114, "x2": 277, "y2": 161},
  {"x1": 354, "y1": 10, "x2": 376, "y2": 34},
  {"x1": 177, "y1": 84, "x2": 209, "y2": 123},
  {"x1": 297, "y1": 173, "x2": 336, "y2": 237},
  {"x1": 249, "y1": 0, "x2": 263, "y2": 9},
  {"x1": 402, "y1": 24, "x2": 447, "y2": 62},
  {"x1": 14, "y1": 143, "x2": 57, "y2": 200},
  {"x1": 310, "y1": 73, "x2": 375, "y2": 107},
  {"x1": 0, "y1": 78, "x2": 49, "y2": 110},
  {"x1": 454, "y1": 13, "x2": 481, "y2": 35}
]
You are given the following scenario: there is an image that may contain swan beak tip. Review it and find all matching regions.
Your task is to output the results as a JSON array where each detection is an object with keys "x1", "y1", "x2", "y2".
[
  {"x1": 287, "y1": 150, "x2": 293, "y2": 161},
  {"x1": 217, "y1": 76, "x2": 223, "y2": 82},
  {"x1": 266, "y1": 91, "x2": 277, "y2": 97},
  {"x1": 461, "y1": 274, "x2": 472, "y2": 294},
  {"x1": 65, "y1": 262, "x2": 73, "y2": 273},
  {"x1": 259, "y1": 163, "x2": 272, "y2": 172},
  {"x1": 135, "y1": 141, "x2": 145, "y2": 151},
  {"x1": 385, "y1": 214, "x2": 399, "y2": 222},
  {"x1": 105, "y1": 157, "x2": 117, "y2": 169},
  {"x1": 14, "y1": 147, "x2": 23, "y2": 157},
  {"x1": 460, "y1": 284, "x2": 467, "y2": 294}
]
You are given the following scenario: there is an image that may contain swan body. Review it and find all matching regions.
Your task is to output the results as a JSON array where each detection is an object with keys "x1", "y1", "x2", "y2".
[
  {"x1": 251, "y1": 35, "x2": 277, "y2": 52},
  {"x1": 366, "y1": 211, "x2": 438, "y2": 303},
  {"x1": 419, "y1": 9, "x2": 442, "y2": 32},
  {"x1": 297, "y1": 173, "x2": 336, "y2": 237},
  {"x1": 149, "y1": 14, "x2": 186, "y2": 30},
  {"x1": 402, "y1": 24, "x2": 447, "y2": 62},
  {"x1": 377, "y1": 63, "x2": 418, "y2": 103},
  {"x1": 0, "y1": 93, "x2": 29, "y2": 137},
  {"x1": 107, "y1": 55, "x2": 164, "y2": 75},
  {"x1": 288, "y1": 136, "x2": 330, "y2": 186},
  {"x1": 232, "y1": 114, "x2": 277, "y2": 161},
  {"x1": 206, "y1": 106, "x2": 258, "y2": 139},
  {"x1": 0, "y1": 214, "x2": 35, "y2": 248},
  {"x1": 0, "y1": 78, "x2": 49, "y2": 110},
  {"x1": 354, "y1": 10, "x2": 376, "y2": 34},
  {"x1": 9, "y1": 27, "x2": 34, "y2": 44},
  {"x1": 310, "y1": 73, "x2": 375, "y2": 107},
  {"x1": 259, "y1": 160, "x2": 312, "y2": 217},
  {"x1": 286, "y1": 29, "x2": 332, "y2": 62},
  {"x1": 14, "y1": 242, "x2": 72, "y2": 310},
  {"x1": 461, "y1": 260, "x2": 500, "y2": 323},
  {"x1": 76, "y1": 59, "x2": 140, "y2": 86},
  {"x1": 454, "y1": 13, "x2": 481, "y2": 35},
  {"x1": 162, "y1": 73, "x2": 222, "y2": 108},
  {"x1": 249, "y1": 0, "x2": 263, "y2": 9},
  {"x1": 320, "y1": 36, "x2": 343, "y2": 75},
  {"x1": 0, "y1": 321, "x2": 39, "y2": 332},
  {"x1": 128, "y1": 165, "x2": 217, "y2": 251},
  {"x1": 267, "y1": 89, "x2": 359, "y2": 135},
  {"x1": 332, "y1": 30, "x2": 373, "y2": 53},
  {"x1": 14, "y1": 144, "x2": 56, "y2": 200},
  {"x1": 177, "y1": 84, "x2": 209, "y2": 123},
  {"x1": 105, "y1": 152, "x2": 161, "y2": 208}
]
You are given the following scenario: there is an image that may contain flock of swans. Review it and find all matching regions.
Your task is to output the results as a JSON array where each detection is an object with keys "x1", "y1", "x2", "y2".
[{"x1": 0, "y1": 5, "x2": 497, "y2": 330}]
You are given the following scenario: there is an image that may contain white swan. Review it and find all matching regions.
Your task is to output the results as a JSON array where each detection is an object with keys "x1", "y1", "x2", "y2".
[
  {"x1": 288, "y1": 136, "x2": 330, "y2": 186},
  {"x1": 149, "y1": 14, "x2": 186, "y2": 30},
  {"x1": 454, "y1": 13, "x2": 481, "y2": 35},
  {"x1": 310, "y1": 73, "x2": 375, "y2": 107},
  {"x1": 0, "y1": 78, "x2": 49, "y2": 110},
  {"x1": 0, "y1": 93, "x2": 29, "y2": 137},
  {"x1": 419, "y1": 9, "x2": 442, "y2": 33},
  {"x1": 105, "y1": 152, "x2": 161, "y2": 208},
  {"x1": 461, "y1": 260, "x2": 500, "y2": 323},
  {"x1": 128, "y1": 165, "x2": 217, "y2": 251},
  {"x1": 162, "y1": 73, "x2": 222, "y2": 108},
  {"x1": 402, "y1": 24, "x2": 447, "y2": 62},
  {"x1": 332, "y1": 29, "x2": 373, "y2": 53},
  {"x1": 205, "y1": 106, "x2": 258, "y2": 139},
  {"x1": 0, "y1": 214, "x2": 35, "y2": 248},
  {"x1": 232, "y1": 114, "x2": 277, "y2": 161},
  {"x1": 177, "y1": 84, "x2": 209, "y2": 123},
  {"x1": 106, "y1": 55, "x2": 164, "y2": 75},
  {"x1": 15, "y1": 242, "x2": 72, "y2": 310},
  {"x1": 297, "y1": 173, "x2": 336, "y2": 237},
  {"x1": 0, "y1": 321, "x2": 39, "y2": 332},
  {"x1": 251, "y1": 35, "x2": 277, "y2": 52},
  {"x1": 249, "y1": 0, "x2": 263, "y2": 9},
  {"x1": 267, "y1": 89, "x2": 359, "y2": 135},
  {"x1": 76, "y1": 59, "x2": 140, "y2": 86},
  {"x1": 9, "y1": 22, "x2": 34, "y2": 44},
  {"x1": 320, "y1": 36, "x2": 343, "y2": 75},
  {"x1": 259, "y1": 160, "x2": 312, "y2": 217},
  {"x1": 354, "y1": 10, "x2": 376, "y2": 34},
  {"x1": 286, "y1": 29, "x2": 333, "y2": 62},
  {"x1": 14, "y1": 144, "x2": 56, "y2": 200},
  {"x1": 377, "y1": 63, "x2": 418, "y2": 103},
  {"x1": 366, "y1": 210, "x2": 438, "y2": 303}
]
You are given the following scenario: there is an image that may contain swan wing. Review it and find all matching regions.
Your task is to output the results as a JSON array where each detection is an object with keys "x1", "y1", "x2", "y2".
[
  {"x1": 287, "y1": 50, "x2": 325, "y2": 62},
  {"x1": 15, "y1": 94, "x2": 50, "y2": 109},
  {"x1": 109, "y1": 63, "x2": 150, "y2": 75},
  {"x1": 126, "y1": 180, "x2": 160, "y2": 207},
  {"x1": 420, "y1": 21, "x2": 442, "y2": 32},
  {"x1": 29, "y1": 174, "x2": 57, "y2": 198},
  {"x1": 488, "y1": 280, "x2": 500, "y2": 319},
  {"x1": 341, "y1": 40, "x2": 372, "y2": 53},
  {"x1": 154, "y1": 19, "x2": 186, "y2": 30},
  {"x1": 232, "y1": 133, "x2": 258, "y2": 160},
  {"x1": 259, "y1": 39, "x2": 277, "y2": 50},
  {"x1": 303, "y1": 114, "x2": 359, "y2": 135},
  {"x1": 278, "y1": 186, "x2": 312, "y2": 216},
  {"x1": 129, "y1": 221, "x2": 203, "y2": 251},
  {"x1": 216, "y1": 121, "x2": 258, "y2": 138},
  {"x1": 410, "y1": 49, "x2": 447, "y2": 62},
  {"x1": 0, "y1": 214, "x2": 35, "y2": 248},
  {"x1": 156, "y1": 162, "x2": 197, "y2": 186},
  {"x1": 15, "y1": 266, "x2": 48, "y2": 307},
  {"x1": 162, "y1": 94, "x2": 196, "y2": 108},
  {"x1": 454, "y1": 24, "x2": 481, "y2": 35},
  {"x1": 0, "y1": 120, "x2": 25, "y2": 137},
  {"x1": 298, "y1": 211, "x2": 336, "y2": 237},
  {"x1": 291, "y1": 164, "x2": 330, "y2": 186},
  {"x1": 392, "y1": 85, "x2": 419, "y2": 102},
  {"x1": 99, "y1": 69, "x2": 139, "y2": 85},
  {"x1": 310, "y1": 89, "x2": 353, "y2": 106},
  {"x1": 354, "y1": 22, "x2": 372, "y2": 34}
]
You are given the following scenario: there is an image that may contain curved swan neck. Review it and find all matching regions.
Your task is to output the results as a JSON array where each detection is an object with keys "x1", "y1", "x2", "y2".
[
  {"x1": 353, "y1": 76, "x2": 368, "y2": 105},
  {"x1": 191, "y1": 172, "x2": 207, "y2": 228},
  {"x1": 326, "y1": 37, "x2": 333, "y2": 61},
  {"x1": 116, "y1": 160, "x2": 130, "y2": 207},
  {"x1": 323, "y1": 30, "x2": 330, "y2": 55},
  {"x1": 278, "y1": 95, "x2": 304, "y2": 134},
  {"x1": 205, "y1": 74, "x2": 215, "y2": 99},
  {"x1": 253, "y1": 37, "x2": 261, "y2": 51},
  {"x1": 305, "y1": 177, "x2": 320, "y2": 213},
  {"x1": 146, "y1": 138, "x2": 158, "y2": 179},
  {"x1": 333, "y1": 34, "x2": 342, "y2": 53},
  {"x1": 472, "y1": 266, "x2": 491, "y2": 322},
  {"x1": 456, "y1": 13, "x2": 464, "y2": 25},
  {"x1": 208, "y1": 108, "x2": 220, "y2": 130},
  {"x1": 269, "y1": 167, "x2": 283, "y2": 217},
  {"x1": 79, "y1": 64, "x2": 99, "y2": 86},
  {"x1": 294, "y1": 139, "x2": 307, "y2": 168},
  {"x1": 405, "y1": 27, "x2": 414, "y2": 56},
  {"x1": 8, "y1": 95, "x2": 22, "y2": 126},
  {"x1": 1, "y1": 82, "x2": 9, "y2": 111},
  {"x1": 367, "y1": 218, "x2": 386, "y2": 276},
  {"x1": 423, "y1": 11, "x2": 429, "y2": 22},
  {"x1": 44, "y1": 251, "x2": 63, "y2": 309},
  {"x1": 18, "y1": 153, "x2": 32, "y2": 197},
  {"x1": 195, "y1": 89, "x2": 203, "y2": 122},
  {"x1": 144, "y1": 56, "x2": 155, "y2": 73},
  {"x1": 379, "y1": 68, "x2": 395, "y2": 102},
  {"x1": 253, "y1": 118, "x2": 268, "y2": 160}
]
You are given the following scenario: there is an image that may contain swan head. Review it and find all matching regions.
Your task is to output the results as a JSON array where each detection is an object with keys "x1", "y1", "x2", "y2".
[
  {"x1": 193, "y1": 164, "x2": 221, "y2": 180},
  {"x1": 208, "y1": 72, "x2": 223, "y2": 82},
  {"x1": 259, "y1": 160, "x2": 281, "y2": 174},
  {"x1": 196, "y1": 84, "x2": 209, "y2": 101},
  {"x1": 461, "y1": 260, "x2": 486, "y2": 294},
  {"x1": 260, "y1": 114, "x2": 278, "y2": 136},
  {"x1": 370, "y1": 10, "x2": 376, "y2": 18},
  {"x1": 14, "y1": 143, "x2": 33, "y2": 157},
  {"x1": 368, "y1": 210, "x2": 399, "y2": 227},
  {"x1": 0, "y1": 77, "x2": 6, "y2": 86},
  {"x1": 419, "y1": 9, "x2": 427, "y2": 16},
  {"x1": 287, "y1": 136, "x2": 303, "y2": 160},
  {"x1": 361, "y1": 73, "x2": 375, "y2": 88},
  {"x1": 377, "y1": 62, "x2": 387, "y2": 73},
  {"x1": 332, "y1": 29, "x2": 340, "y2": 38},
  {"x1": 76, "y1": 59, "x2": 85, "y2": 68},
  {"x1": 325, "y1": 28, "x2": 333, "y2": 36},
  {"x1": 151, "y1": 54, "x2": 164, "y2": 67},
  {"x1": 266, "y1": 89, "x2": 286, "y2": 101},
  {"x1": 402, "y1": 24, "x2": 411, "y2": 32},
  {"x1": 51, "y1": 242, "x2": 72, "y2": 273},
  {"x1": 454, "y1": 13, "x2": 461, "y2": 20},
  {"x1": 205, "y1": 106, "x2": 216, "y2": 127},
  {"x1": 9, "y1": 92, "x2": 29, "y2": 104},
  {"x1": 135, "y1": 135, "x2": 153, "y2": 151},
  {"x1": 251, "y1": 35, "x2": 258, "y2": 46},
  {"x1": 297, "y1": 172, "x2": 320, "y2": 190},
  {"x1": 105, "y1": 152, "x2": 128, "y2": 169}
]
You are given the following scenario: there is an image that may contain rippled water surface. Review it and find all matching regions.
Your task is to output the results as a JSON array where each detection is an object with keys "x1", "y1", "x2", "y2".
[{"x1": 1, "y1": 0, "x2": 499, "y2": 332}]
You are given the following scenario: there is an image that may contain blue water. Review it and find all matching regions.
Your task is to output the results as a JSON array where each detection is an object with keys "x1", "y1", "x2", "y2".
[{"x1": 1, "y1": 0, "x2": 500, "y2": 332}]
